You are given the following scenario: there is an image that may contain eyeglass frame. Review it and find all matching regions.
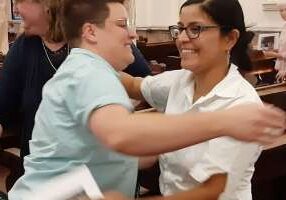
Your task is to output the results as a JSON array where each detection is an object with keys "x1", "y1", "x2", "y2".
[
  {"x1": 90, "y1": 18, "x2": 134, "y2": 32},
  {"x1": 169, "y1": 24, "x2": 222, "y2": 40}
]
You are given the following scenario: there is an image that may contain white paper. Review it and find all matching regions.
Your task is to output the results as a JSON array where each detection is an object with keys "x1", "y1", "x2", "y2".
[{"x1": 28, "y1": 165, "x2": 104, "y2": 200}]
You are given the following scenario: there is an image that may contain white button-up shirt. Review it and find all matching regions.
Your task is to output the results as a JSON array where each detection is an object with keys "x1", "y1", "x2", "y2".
[{"x1": 141, "y1": 64, "x2": 262, "y2": 200}]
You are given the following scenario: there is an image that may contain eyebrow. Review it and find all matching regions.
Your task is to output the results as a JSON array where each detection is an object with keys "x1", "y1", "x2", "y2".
[{"x1": 177, "y1": 21, "x2": 202, "y2": 27}]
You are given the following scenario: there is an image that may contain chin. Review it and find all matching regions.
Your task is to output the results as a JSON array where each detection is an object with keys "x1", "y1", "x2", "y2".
[
  {"x1": 126, "y1": 54, "x2": 135, "y2": 65},
  {"x1": 181, "y1": 61, "x2": 198, "y2": 71}
]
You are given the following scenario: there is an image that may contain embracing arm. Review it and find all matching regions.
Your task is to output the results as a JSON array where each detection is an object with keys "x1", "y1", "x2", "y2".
[
  {"x1": 89, "y1": 103, "x2": 286, "y2": 156},
  {"x1": 102, "y1": 174, "x2": 226, "y2": 200},
  {"x1": 143, "y1": 174, "x2": 226, "y2": 200}
]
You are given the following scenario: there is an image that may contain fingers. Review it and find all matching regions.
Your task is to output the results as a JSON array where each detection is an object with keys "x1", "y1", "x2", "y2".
[
  {"x1": 260, "y1": 104, "x2": 286, "y2": 129},
  {"x1": 256, "y1": 134, "x2": 280, "y2": 145},
  {"x1": 276, "y1": 71, "x2": 286, "y2": 82},
  {"x1": 263, "y1": 127, "x2": 284, "y2": 136}
]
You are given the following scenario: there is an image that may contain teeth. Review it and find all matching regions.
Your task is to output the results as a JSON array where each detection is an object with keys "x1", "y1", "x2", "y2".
[{"x1": 181, "y1": 49, "x2": 196, "y2": 53}]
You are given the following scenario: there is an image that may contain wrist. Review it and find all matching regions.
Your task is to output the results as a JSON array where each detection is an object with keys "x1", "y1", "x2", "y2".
[
  {"x1": 210, "y1": 111, "x2": 227, "y2": 137},
  {"x1": 201, "y1": 111, "x2": 225, "y2": 138}
]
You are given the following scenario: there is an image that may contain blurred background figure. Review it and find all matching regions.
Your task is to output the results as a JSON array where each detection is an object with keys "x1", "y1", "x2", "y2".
[
  {"x1": 263, "y1": 1, "x2": 286, "y2": 82},
  {"x1": 0, "y1": 0, "x2": 9, "y2": 55}
]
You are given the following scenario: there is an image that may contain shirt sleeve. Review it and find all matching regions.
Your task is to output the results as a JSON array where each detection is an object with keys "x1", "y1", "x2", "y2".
[
  {"x1": 188, "y1": 90, "x2": 262, "y2": 199},
  {"x1": 141, "y1": 70, "x2": 183, "y2": 112},
  {"x1": 65, "y1": 61, "x2": 133, "y2": 128},
  {"x1": 0, "y1": 35, "x2": 25, "y2": 127}
]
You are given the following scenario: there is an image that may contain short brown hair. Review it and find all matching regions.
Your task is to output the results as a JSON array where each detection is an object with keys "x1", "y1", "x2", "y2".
[
  {"x1": 15, "y1": 0, "x2": 64, "y2": 42},
  {"x1": 61, "y1": 0, "x2": 125, "y2": 47}
]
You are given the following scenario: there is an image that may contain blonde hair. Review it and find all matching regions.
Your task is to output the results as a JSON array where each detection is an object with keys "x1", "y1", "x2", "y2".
[
  {"x1": 44, "y1": 0, "x2": 64, "y2": 42},
  {"x1": 15, "y1": 0, "x2": 64, "y2": 42}
]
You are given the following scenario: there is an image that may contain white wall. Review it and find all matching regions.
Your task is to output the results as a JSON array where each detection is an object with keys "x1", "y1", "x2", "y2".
[
  {"x1": 136, "y1": 0, "x2": 180, "y2": 28},
  {"x1": 136, "y1": 0, "x2": 285, "y2": 30},
  {"x1": 239, "y1": 0, "x2": 284, "y2": 28}
]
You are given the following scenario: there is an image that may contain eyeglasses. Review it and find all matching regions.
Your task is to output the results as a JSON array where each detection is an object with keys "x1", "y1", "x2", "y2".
[
  {"x1": 92, "y1": 18, "x2": 133, "y2": 31},
  {"x1": 169, "y1": 24, "x2": 221, "y2": 40},
  {"x1": 111, "y1": 18, "x2": 134, "y2": 31}
]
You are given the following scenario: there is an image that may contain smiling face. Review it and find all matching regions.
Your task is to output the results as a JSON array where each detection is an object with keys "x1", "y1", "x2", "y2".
[
  {"x1": 16, "y1": 0, "x2": 49, "y2": 36},
  {"x1": 92, "y1": 3, "x2": 137, "y2": 71},
  {"x1": 176, "y1": 4, "x2": 232, "y2": 75}
]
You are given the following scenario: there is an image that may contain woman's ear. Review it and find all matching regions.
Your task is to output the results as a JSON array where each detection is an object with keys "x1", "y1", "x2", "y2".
[
  {"x1": 81, "y1": 23, "x2": 98, "y2": 44},
  {"x1": 226, "y1": 29, "x2": 240, "y2": 51}
]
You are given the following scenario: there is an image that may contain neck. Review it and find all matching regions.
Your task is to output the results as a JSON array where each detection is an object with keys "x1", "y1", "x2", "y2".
[
  {"x1": 193, "y1": 60, "x2": 229, "y2": 103},
  {"x1": 80, "y1": 42, "x2": 120, "y2": 71},
  {"x1": 41, "y1": 37, "x2": 66, "y2": 52}
]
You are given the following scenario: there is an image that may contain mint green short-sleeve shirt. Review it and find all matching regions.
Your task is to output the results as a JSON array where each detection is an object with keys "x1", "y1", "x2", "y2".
[{"x1": 9, "y1": 48, "x2": 138, "y2": 200}]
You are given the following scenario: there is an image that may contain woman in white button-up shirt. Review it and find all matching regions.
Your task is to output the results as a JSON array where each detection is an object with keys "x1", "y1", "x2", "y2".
[{"x1": 120, "y1": 0, "x2": 273, "y2": 199}]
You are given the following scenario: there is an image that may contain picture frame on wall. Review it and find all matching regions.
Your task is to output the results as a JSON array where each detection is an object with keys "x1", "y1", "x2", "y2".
[
  {"x1": 10, "y1": 0, "x2": 22, "y2": 21},
  {"x1": 257, "y1": 33, "x2": 279, "y2": 50}
]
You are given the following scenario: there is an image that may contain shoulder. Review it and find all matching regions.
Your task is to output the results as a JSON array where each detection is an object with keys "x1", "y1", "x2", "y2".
[
  {"x1": 11, "y1": 34, "x2": 41, "y2": 48},
  {"x1": 145, "y1": 69, "x2": 189, "y2": 84},
  {"x1": 7, "y1": 34, "x2": 41, "y2": 59},
  {"x1": 55, "y1": 51, "x2": 121, "y2": 89},
  {"x1": 225, "y1": 65, "x2": 261, "y2": 104}
]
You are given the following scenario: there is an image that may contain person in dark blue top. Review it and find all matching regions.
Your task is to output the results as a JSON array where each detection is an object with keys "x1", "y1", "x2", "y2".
[{"x1": 125, "y1": 44, "x2": 151, "y2": 77}]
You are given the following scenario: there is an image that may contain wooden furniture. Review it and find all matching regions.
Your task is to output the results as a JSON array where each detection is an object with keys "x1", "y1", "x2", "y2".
[
  {"x1": 137, "y1": 41, "x2": 180, "y2": 71},
  {"x1": 252, "y1": 143, "x2": 286, "y2": 200},
  {"x1": 251, "y1": 83, "x2": 286, "y2": 200}
]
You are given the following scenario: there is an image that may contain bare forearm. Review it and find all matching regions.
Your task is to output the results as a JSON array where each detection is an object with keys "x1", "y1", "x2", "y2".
[
  {"x1": 91, "y1": 106, "x2": 222, "y2": 156},
  {"x1": 140, "y1": 174, "x2": 226, "y2": 200},
  {"x1": 91, "y1": 103, "x2": 286, "y2": 156}
]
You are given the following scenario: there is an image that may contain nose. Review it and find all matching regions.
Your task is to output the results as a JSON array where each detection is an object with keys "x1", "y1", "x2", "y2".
[
  {"x1": 177, "y1": 29, "x2": 189, "y2": 42},
  {"x1": 128, "y1": 29, "x2": 138, "y2": 40}
]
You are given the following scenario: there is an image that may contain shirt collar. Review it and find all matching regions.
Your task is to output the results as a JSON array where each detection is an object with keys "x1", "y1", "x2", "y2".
[
  {"x1": 209, "y1": 64, "x2": 243, "y2": 98},
  {"x1": 184, "y1": 64, "x2": 244, "y2": 105},
  {"x1": 70, "y1": 48, "x2": 120, "y2": 77}
]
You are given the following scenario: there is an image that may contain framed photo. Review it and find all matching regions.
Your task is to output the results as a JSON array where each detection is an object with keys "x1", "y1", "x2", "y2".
[
  {"x1": 10, "y1": 0, "x2": 22, "y2": 21},
  {"x1": 257, "y1": 33, "x2": 279, "y2": 50}
]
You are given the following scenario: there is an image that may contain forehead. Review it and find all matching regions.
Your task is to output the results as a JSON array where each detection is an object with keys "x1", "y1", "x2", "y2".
[
  {"x1": 107, "y1": 2, "x2": 128, "y2": 20},
  {"x1": 179, "y1": 4, "x2": 215, "y2": 25},
  {"x1": 278, "y1": 4, "x2": 286, "y2": 9}
]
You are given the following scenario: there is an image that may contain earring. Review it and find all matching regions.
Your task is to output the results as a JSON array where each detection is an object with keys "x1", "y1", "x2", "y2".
[{"x1": 226, "y1": 49, "x2": 231, "y2": 65}]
